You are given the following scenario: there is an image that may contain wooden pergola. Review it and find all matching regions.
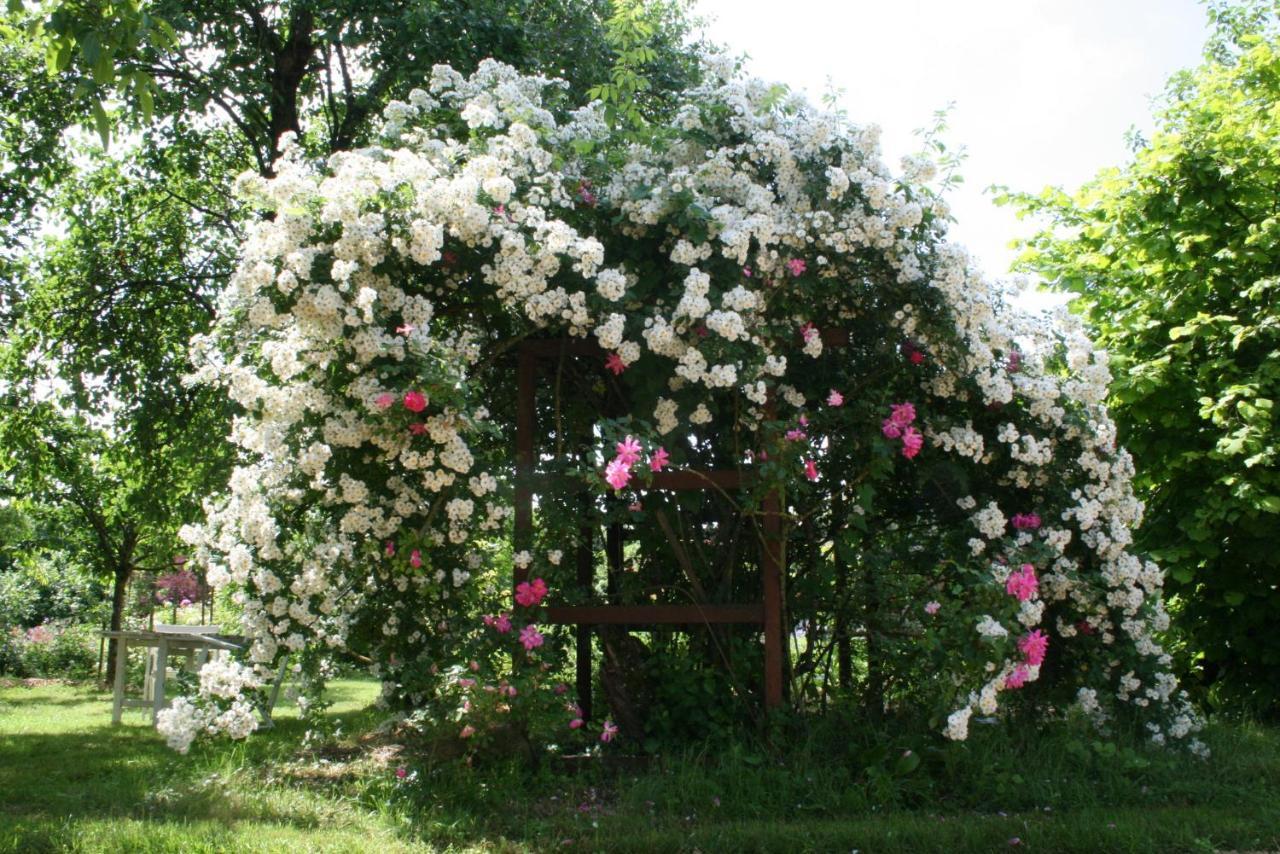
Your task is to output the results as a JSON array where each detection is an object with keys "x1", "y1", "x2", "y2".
[{"x1": 511, "y1": 339, "x2": 785, "y2": 720}]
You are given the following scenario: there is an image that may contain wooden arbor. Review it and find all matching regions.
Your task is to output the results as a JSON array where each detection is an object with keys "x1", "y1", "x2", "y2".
[{"x1": 512, "y1": 339, "x2": 785, "y2": 721}]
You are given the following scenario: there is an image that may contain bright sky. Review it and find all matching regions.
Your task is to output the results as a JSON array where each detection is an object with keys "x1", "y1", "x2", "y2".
[{"x1": 694, "y1": 0, "x2": 1210, "y2": 290}]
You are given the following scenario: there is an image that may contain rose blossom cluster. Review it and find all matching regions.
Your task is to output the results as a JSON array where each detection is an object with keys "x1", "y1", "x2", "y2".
[{"x1": 173, "y1": 56, "x2": 1202, "y2": 754}]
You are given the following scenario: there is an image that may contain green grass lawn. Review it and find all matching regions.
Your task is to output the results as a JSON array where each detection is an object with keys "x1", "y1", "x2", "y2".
[{"x1": 2, "y1": 678, "x2": 1278, "y2": 852}]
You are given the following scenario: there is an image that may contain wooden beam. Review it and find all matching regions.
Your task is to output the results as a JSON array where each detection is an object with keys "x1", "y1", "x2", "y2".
[{"x1": 543, "y1": 604, "x2": 764, "y2": 625}]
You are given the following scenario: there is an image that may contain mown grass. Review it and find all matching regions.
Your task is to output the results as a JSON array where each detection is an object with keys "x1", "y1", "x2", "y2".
[{"x1": 1, "y1": 678, "x2": 1277, "y2": 852}]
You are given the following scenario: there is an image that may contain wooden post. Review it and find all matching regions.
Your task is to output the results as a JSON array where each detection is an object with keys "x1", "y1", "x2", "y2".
[
  {"x1": 576, "y1": 514, "x2": 594, "y2": 721},
  {"x1": 111, "y1": 634, "x2": 128, "y2": 725},
  {"x1": 761, "y1": 489, "x2": 785, "y2": 709},
  {"x1": 513, "y1": 346, "x2": 537, "y2": 587},
  {"x1": 151, "y1": 636, "x2": 169, "y2": 724}
]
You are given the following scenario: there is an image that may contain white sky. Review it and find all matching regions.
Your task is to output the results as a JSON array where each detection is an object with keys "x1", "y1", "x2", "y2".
[{"x1": 694, "y1": 0, "x2": 1210, "y2": 291}]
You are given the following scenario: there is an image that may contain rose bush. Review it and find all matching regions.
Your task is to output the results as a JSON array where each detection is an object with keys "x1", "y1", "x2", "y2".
[{"x1": 173, "y1": 55, "x2": 1203, "y2": 754}]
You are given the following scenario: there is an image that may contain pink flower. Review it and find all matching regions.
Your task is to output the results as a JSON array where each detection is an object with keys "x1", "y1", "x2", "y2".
[
  {"x1": 649, "y1": 447, "x2": 670, "y2": 472},
  {"x1": 554, "y1": 683, "x2": 569, "y2": 695},
  {"x1": 384, "y1": 540, "x2": 396, "y2": 556},
  {"x1": 569, "y1": 718, "x2": 584, "y2": 729},
  {"x1": 395, "y1": 766, "x2": 408, "y2": 779},
  {"x1": 800, "y1": 322, "x2": 818, "y2": 343},
  {"x1": 460, "y1": 725, "x2": 476, "y2": 739},
  {"x1": 909, "y1": 350, "x2": 925, "y2": 365},
  {"x1": 1011, "y1": 513, "x2": 1042, "y2": 531},
  {"x1": 469, "y1": 660, "x2": 480, "y2": 672},
  {"x1": 615, "y1": 436, "x2": 643, "y2": 466},
  {"x1": 408, "y1": 422, "x2": 427, "y2": 435},
  {"x1": 403, "y1": 390, "x2": 427, "y2": 412},
  {"x1": 456, "y1": 677, "x2": 476, "y2": 688},
  {"x1": 1005, "y1": 564, "x2": 1039, "y2": 602},
  {"x1": 395, "y1": 324, "x2": 415, "y2": 336},
  {"x1": 804, "y1": 459, "x2": 819, "y2": 482},
  {"x1": 1004, "y1": 664, "x2": 1030, "y2": 690},
  {"x1": 375, "y1": 392, "x2": 396, "y2": 409},
  {"x1": 605, "y1": 352, "x2": 627, "y2": 375},
  {"x1": 889, "y1": 402, "x2": 916, "y2": 426},
  {"x1": 785, "y1": 428, "x2": 808, "y2": 441},
  {"x1": 1018, "y1": 629, "x2": 1049, "y2": 667},
  {"x1": 515, "y1": 578, "x2": 548, "y2": 607},
  {"x1": 483, "y1": 612, "x2": 513, "y2": 633},
  {"x1": 604, "y1": 458, "x2": 632, "y2": 490},
  {"x1": 520, "y1": 624, "x2": 545, "y2": 651},
  {"x1": 924, "y1": 601, "x2": 941, "y2": 615},
  {"x1": 901, "y1": 426, "x2": 924, "y2": 459},
  {"x1": 1007, "y1": 349, "x2": 1023, "y2": 373},
  {"x1": 409, "y1": 549, "x2": 423, "y2": 568},
  {"x1": 786, "y1": 258, "x2": 807, "y2": 277},
  {"x1": 600, "y1": 720, "x2": 619, "y2": 743},
  {"x1": 881, "y1": 418, "x2": 903, "y2": 439},
  {"x1": 742, "y1": 266, "x2": 752, "y2": 278},
  {"x1": 827, "y1": 390, "x2": 844, "y2": 407}
]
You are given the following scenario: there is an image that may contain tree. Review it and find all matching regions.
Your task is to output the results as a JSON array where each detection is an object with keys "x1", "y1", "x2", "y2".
[
  {"x1": 1006, "y1": 1, "x2": 1280, "y2": 715},
  {"x1": 0, "y1": 0, "x2": 702, "y2": 681}
]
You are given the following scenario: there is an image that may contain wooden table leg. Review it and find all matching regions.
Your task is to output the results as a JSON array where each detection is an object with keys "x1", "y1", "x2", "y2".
[
  {"x1": 152, "y1": 637, "x2": 169, "y2": 724},
  {"x1": 111, "y1": 635, "x2": 128, "y2": 725}
]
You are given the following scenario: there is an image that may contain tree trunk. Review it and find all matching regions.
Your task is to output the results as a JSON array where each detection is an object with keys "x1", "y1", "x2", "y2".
[
  {"x1": 266, "y1": 7, "x2": 316, "y2": 168},
  {"x1": 104, "y1": 561, "x2": 133, "y2": 686}
]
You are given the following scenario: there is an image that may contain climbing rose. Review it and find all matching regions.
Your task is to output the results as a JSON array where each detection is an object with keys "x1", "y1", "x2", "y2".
[
  {"x1": 515, "y1": 578, "x2": 548, "y2": 607},
  {"x1": 786, "y1": 258, "x2": 807, "y2": 276},
  {"x1": 569, "y1": 718, "x2": 584, "y2": 729},
  {"x1": 649, "y1": 447, "x2": 670, "y2": 472},
  {"x1": 1018, "y1": 630, "x2": 1049, "y2": 667},
  {"x1": 374, "y1": 393, "x2": 395, "y2": 409},
  {"x1": 601, "y1": 720, "x2": 619, "y2": 742},
  {"x1": 925, "y1": 601, "x2": 941, "y2": 615},
  {"x1": 804, "y1": 459, "x2": 819, "y2": 481},
  {"x1": 889, "y1": 402, "x2": 917, "y2": 426},
  {"x1": 604, "y1": 352, "x2": 626, "y2": 375},
  {"x1": 460, "y1": 725, "x2": 476, "y2": 739},
  {"x1": 615, "y1": 436, "x2": 643, "y2": 466},
  {"x1": 384, "y1": 540, "x2": 395, "y2": 556},
  {"x1": 1005, "y1": 564, "x2": 1039, "y2": 602},
  {"x1": 409, "y1": 549, "x2": 423, "y2": 568},
  {"x1": 1005, "y1": 664, "x2": 1030, "y2": 690},
  {"x1": 901, "y1": 426, "x2": 924, "y2": 459},
  {"x1": 403, "y1": 390, "x2": 427, "y2": 412},
  {"x1": 483, "y1": 613, "x2": 513, "y2": 634},
  {"x1": 1011, "y1": 513, "x2": 1042, "y2": 531},
  {"x1": 519, "y1": 624, "x2": 544, "y2": 651},
  {"x1": 604, "y1": 458, "x2": 632, "y2": 490},
  {"x1": 827, "y1": 390, "x2": 844, "y2": 407}
]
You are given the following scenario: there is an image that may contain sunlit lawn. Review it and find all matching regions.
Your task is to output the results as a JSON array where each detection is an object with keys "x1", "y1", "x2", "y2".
[{"x1": 2, "y1": 677, "x2": 1279, "y2": 852}]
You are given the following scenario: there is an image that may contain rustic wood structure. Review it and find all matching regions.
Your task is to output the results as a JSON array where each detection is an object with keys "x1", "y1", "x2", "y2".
[{"x1": 512, "y1": 339, "x2": 785, "y2": 721}]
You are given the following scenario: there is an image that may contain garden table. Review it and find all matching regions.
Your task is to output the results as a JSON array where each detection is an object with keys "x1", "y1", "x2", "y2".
[{"x1": 101, "y1": 629, "x2": 241, "y2": 725}]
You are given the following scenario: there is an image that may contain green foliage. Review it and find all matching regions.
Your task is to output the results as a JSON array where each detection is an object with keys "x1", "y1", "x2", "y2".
[
  {"x1": 1004, "y1": 2, "x2": 1280, "y2": 715},
  {"x1": 0, "y1": 619, "x2": 99, "y2": 677}
]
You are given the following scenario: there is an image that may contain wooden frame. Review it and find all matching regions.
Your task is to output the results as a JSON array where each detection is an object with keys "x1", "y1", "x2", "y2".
[{"x1": 512, "y1": 339, "x2": 785, "y2": 719}]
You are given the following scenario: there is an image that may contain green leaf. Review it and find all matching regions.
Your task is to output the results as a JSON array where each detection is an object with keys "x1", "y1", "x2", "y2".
[{"x1": 91, "y1": 99, "x2": 110, "y2": 148}]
